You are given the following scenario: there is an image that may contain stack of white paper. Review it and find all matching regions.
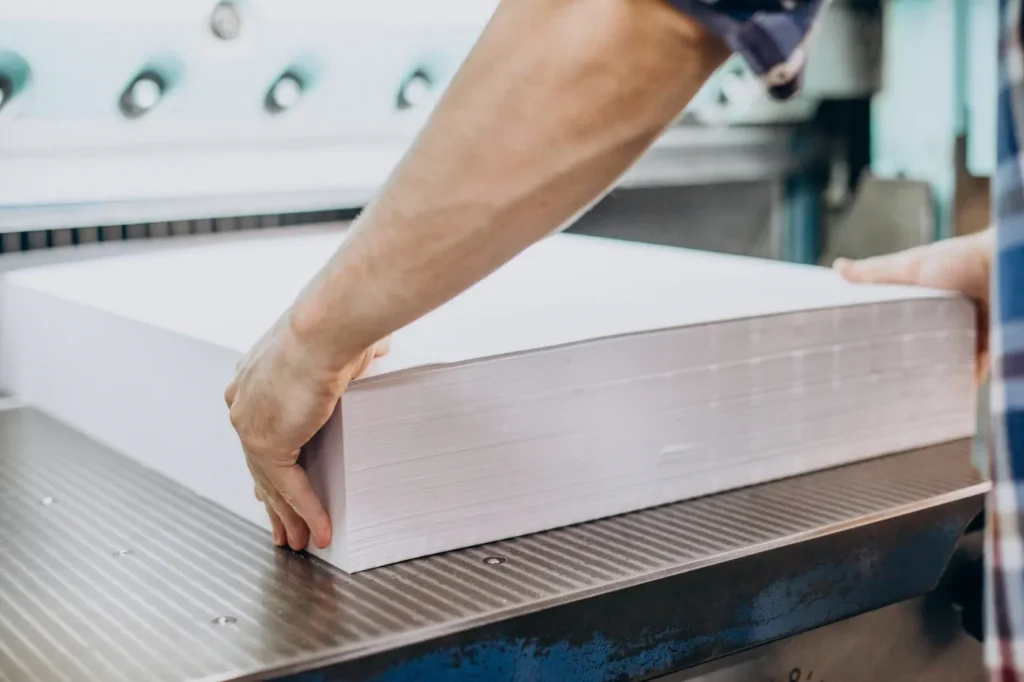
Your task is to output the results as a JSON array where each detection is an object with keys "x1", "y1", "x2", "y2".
[{"x1": 0, "y1": 228, "x2": 977, "y2": 572}]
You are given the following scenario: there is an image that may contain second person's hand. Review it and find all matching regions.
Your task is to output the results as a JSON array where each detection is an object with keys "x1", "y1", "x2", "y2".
[{"x1": 833, "y1": 228, "x2": 994, "y2": 383}]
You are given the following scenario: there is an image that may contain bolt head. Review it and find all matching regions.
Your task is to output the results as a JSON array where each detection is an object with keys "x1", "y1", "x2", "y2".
[
  {"x1": 211, "y1": 2, "x2": 242, "y2": 40},
  {"x1": 129, "y1": 78, "x2": 161, "y2": 112},
  {"x1": 402, "y1": 74, "x2": 431, "y2": 108},
  {"x1": 0, "y1": 74, "x2": 14, "y2": 111},
  {"x1": 270, "y1": 75, "x2": 302, "y2": 111}
]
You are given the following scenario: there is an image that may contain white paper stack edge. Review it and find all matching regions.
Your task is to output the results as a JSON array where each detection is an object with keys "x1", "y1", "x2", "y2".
[{"x1": 0, "y1": 228, "x2": 977, "y2": 572}]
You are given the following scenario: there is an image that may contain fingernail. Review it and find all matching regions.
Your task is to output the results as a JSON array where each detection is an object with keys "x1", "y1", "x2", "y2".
[{"x1": 272, "y1": 529, "x2": 284, "y2": 546}]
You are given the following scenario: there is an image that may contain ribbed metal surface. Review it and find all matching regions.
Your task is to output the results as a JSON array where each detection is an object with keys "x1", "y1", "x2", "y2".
[{"x1": 0, "y1": 407, "x2": 987, "y2": 682}]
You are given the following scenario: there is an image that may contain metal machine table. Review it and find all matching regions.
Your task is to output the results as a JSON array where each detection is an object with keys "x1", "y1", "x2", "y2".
[{"x1": 0, "y1": 406, "x2": 988, "y2": 682}]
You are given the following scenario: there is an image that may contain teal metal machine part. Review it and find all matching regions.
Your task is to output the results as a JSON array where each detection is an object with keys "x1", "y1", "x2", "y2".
[
  {"x1": 694, "y1": 0, "x2": 998, "y2": 257},
  {"x1": 871, "y1": 0, "x2": 997, "y2": 241}
]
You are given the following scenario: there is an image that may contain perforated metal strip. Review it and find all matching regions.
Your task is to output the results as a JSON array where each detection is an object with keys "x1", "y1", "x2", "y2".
[{"x1": 0, "y1": 408, "x2": 987, "y2": 682}]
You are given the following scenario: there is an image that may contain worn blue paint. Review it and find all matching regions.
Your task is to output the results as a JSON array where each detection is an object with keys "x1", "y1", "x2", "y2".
[
  {"x1": 359, "y1": 559, "x2": 873, "y2": 682},
  {"x1": 277, "y1": 517, "x2": 966, "y2": 682}
]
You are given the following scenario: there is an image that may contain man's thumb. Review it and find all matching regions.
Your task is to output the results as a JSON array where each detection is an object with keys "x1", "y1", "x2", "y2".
[{"x1": 832, "y1": 251, "x2": 921, "y2": 286}]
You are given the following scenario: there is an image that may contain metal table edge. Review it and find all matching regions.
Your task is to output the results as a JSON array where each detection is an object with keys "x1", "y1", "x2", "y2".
[{"x1": 248, "y1": 475, "x2": 991, "y2": 682}]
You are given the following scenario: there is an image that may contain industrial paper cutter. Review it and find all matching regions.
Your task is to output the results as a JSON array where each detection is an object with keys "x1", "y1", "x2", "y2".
[{"x1": 0, "y1": 2, "x2": 993, "y2": 679}]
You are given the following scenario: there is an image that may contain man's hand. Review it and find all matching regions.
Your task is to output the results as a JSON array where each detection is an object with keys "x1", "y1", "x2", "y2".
[
  {"x1": 224, "y1": 314, "x2": 388, "y2": 551},
  {"x1": 833, "y1": 228, "x2": 994, "y2": 383}
]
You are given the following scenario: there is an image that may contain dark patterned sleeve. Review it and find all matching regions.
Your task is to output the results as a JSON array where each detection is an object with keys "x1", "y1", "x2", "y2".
[{"x1": 665, "y1": 0, "x2": 831, "y2": 100}]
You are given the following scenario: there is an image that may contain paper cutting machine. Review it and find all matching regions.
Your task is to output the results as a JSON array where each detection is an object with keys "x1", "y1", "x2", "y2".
[{"x1": 0, "y1": 2, "x2": 992, "y2": 680}]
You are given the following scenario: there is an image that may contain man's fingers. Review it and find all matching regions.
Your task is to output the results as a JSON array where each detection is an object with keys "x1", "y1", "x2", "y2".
[
  {"x1": 351, "y1": 351, "x2": 375, "y2": 380},
  {"x1": 977, "y1": 350, "x2": 991, "y2": 385},
  {"x1": 268, "y1": 463, "x2": 333, "y2": 549},
  {"x1": 332, "y1": 338, "x2": 390, "y2": 386},
  {"x1": 224, "y1": 381, "x2": 237, "y2": 408},
  {"x1": 352, "y1": 337, "x2": 391, "y2": 379},
  {"x1": 833, "y1": 251, "x2": 923, "y2": 286},
  {"x1": 265, "y1": 489, "x2": 311, "y2": 552},
  {"x1": 249, "y1": 463, "x2": 309, "y2": 551},
  {"x1": 263, "y1": 500, "x2": 287, "y2": 547},
  {"x1": 252, "y1": 482, "x2": 287, "y2": 547},
  {"x1": 249, "y1": 452, "x2": 327, "y2": 551},
  {"x1": 976, "y1": 306, "x2": 991, "y2": 385}
]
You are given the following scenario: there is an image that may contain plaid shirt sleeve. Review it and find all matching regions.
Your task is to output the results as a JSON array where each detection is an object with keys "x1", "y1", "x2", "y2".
[
  {"x1": 988, "y1": 0, "x2": 1024, "y2": 679},
  {"x1": 665, "y1": 0, "x2": 831, "y2": 99}
]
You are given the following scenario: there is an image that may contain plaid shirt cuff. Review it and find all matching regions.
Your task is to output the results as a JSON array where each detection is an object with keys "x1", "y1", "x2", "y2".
[{"x1": 665, "y1": 0, "x2": 830, "y2": 99}]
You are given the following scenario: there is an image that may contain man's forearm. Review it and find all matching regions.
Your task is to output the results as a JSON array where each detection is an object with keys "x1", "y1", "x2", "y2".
[{"x1": 291, "y1": 0, "x2": 730, "y2": 366}]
